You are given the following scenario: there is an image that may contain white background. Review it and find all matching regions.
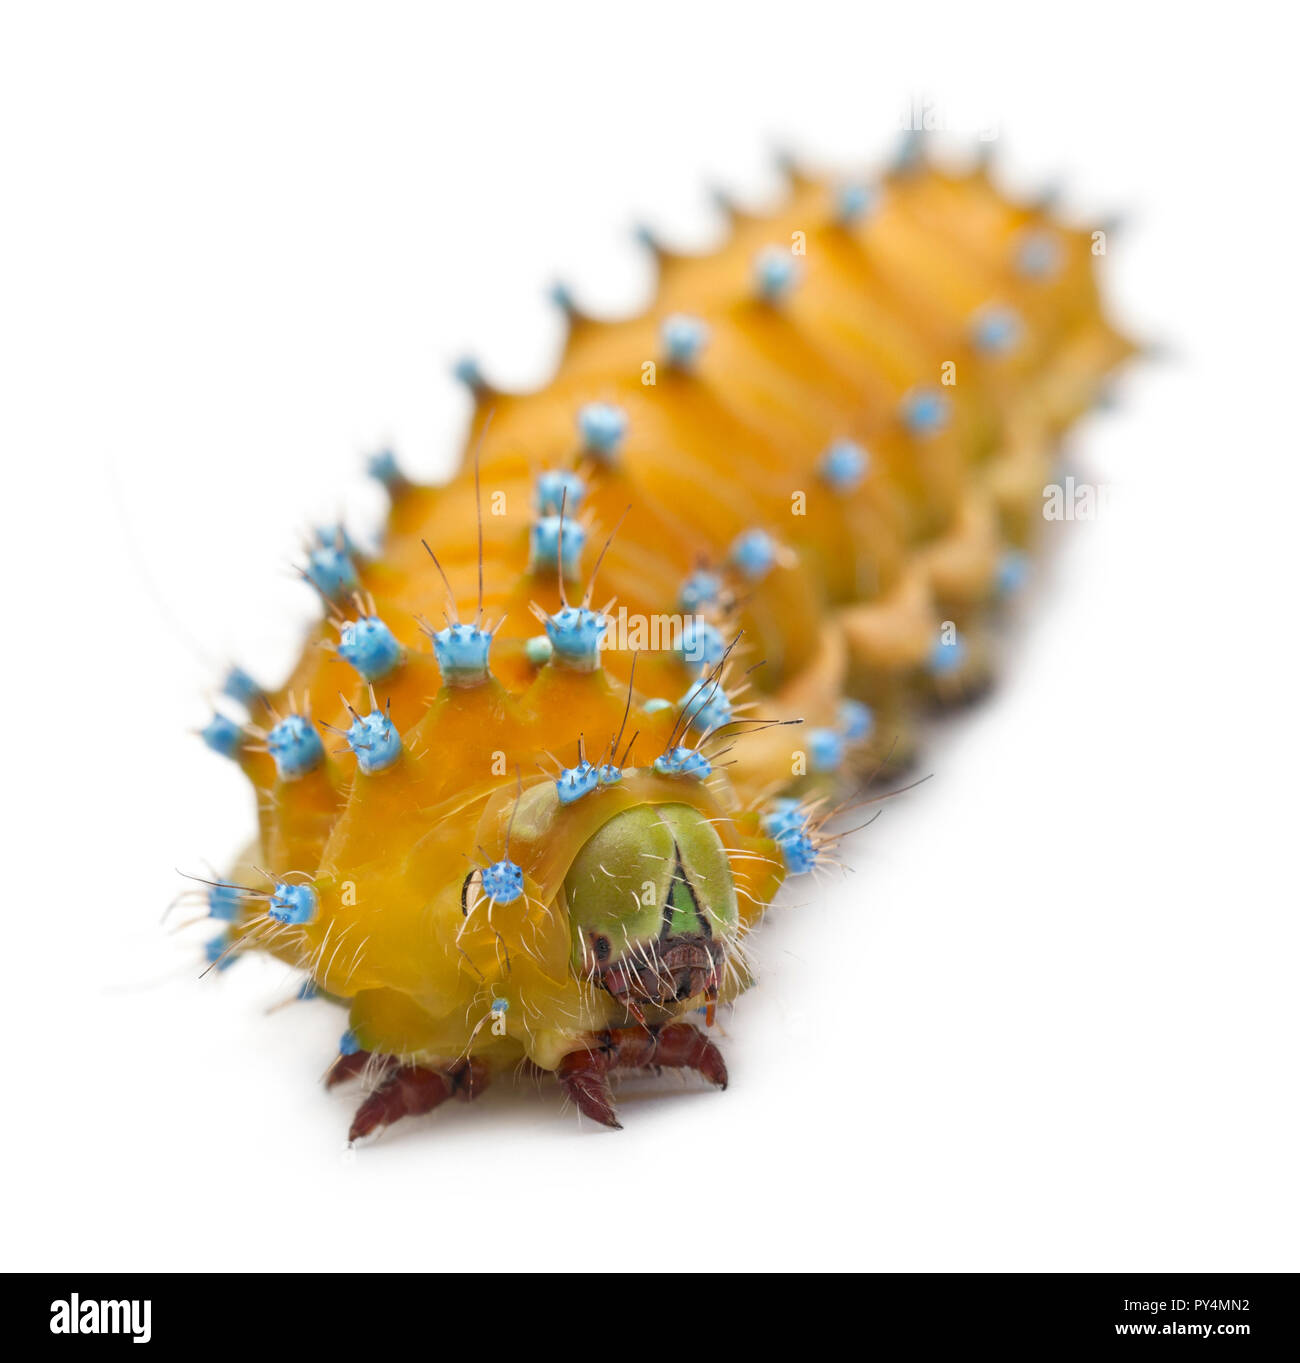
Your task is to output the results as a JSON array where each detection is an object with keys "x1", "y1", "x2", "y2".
[{"x1": 2, "y1": 1, "x2": 1296, "y2": 1272}]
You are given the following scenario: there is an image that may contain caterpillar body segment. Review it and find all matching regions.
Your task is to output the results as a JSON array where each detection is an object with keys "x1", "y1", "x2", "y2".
[{"x1": 198, "y1": 147, "x2": 1133, "y2": 1137}]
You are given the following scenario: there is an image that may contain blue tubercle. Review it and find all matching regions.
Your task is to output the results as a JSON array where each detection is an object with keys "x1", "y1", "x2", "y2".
[
  {"x1": 778, "y1": 830, "x2": 820, "y2": 875},
  {"x1": 297, "y1": 979, "x2": 318, "y2": 1001},
  {"x1": 971, "y1": 304, "x2": 1023, "y2": 355},
  {"x1": 305, "y1": 544, "x2": 359, "y2": 602},
  {"x1": 208, "y1": 883, "x2": 244, "y2": 922},
  {"x1": 661, "y1": 314, "x2": 709, "y2": 370},
  {"x1": 267, "y1": 713, "x2": 325, "y2": 780},
  {"x1": 762, "y1": 799, "x2": 819, "y2": 874},
  {"x1": 578, "y1": 403, "x2": 628, "y2": 460},
  {"x1": 338, "y1": 615, "x2": 403, "y2": 682},
  {"x1": 929, "y1": 629, "x2": 968, "y2": 677},
  {"x1": 530, "y1": 514, "x2": 586, "y2": 577},
  {"x1": 678, "y1": 618, "x2": 726, "y2": 673},
  {"x1": 754, "y1": 246, "x2": 799, "y2": 302},
  {"x1": 1016, "y1": 229, "x2": 1064, "y2": 280},
  {"x1": 808, "y1": 727, "x2": 845, "y2": 772},
  {"x1": 535, "y1": 470, "x2": 585, "y2": 516},
  {"x1": 268, "y1": 882, "x2": 318, "y2": 926},
  {"x1": 344, "y1": 708, "x2": 402, "y2": 774},
  {"x1": 205, "y1": 931, "x2": 235, "y2": 970},
  {"x1": 453, "y1": 356, "x2": 484, "y2": 389},
  {"x1": 201, "y1": 713, "x2": 243, "y2": 759},
  {"x1": 679, "y1": 678, "x2": 732, "y2": 734},
  {"x1": 997, "y1": 548, "x2": 1031, "y2": 597},
  {"x1": 901, "y1": 386, "x2": 951, "y2": 438},
  {"x1": 367, "y1": 448, "x2": 405, "y2": 490},
  {"x1": 596, "y1": 762, "x2": 623, "y2": 787},
  {"x1": 480, "y1": 859, "x2": 524, "y2": 905},
  {"x1": 762, "y1": 798, "x2": 807, "y2": 841},
  {"x1": 432, "y1": 622, "x2": 492, "y2": 684},
  {"x1": 339, "y1": 1029, "x2": 362, "y2": 1056},
  {"x1": 730, "y1": 528, "x2": 777, "y2": 581},
  {"x1": 834, "y1": 182, "x2": 878, "y2": 225},
  {"x1": 490, "y1": 997, "x2": 509, "y2": 1015},
  {"x1": 838, "y1": 699, "x2": 874, "y2": 743},
  {"x1": 315, "y1": 524, "x2": 359, "y2": 557},
  {"x1": 678, "y1": 569, "x2": 722, "y2": 613},
  {"x1": 544, "y1": 606, "x2": 607, "y2": 670},
  {"x1": 221, "y1": 666, "x2": 262, "y2": 710},
  {"x1": 820, "y1": 439, "x2": 869, "y2": 493},
  {"x1": 556, "y1": 760, "x2": 599, "y2": 805},
  {"x1": 653, "y1": 746, "x2": 712, "y2": 780}
]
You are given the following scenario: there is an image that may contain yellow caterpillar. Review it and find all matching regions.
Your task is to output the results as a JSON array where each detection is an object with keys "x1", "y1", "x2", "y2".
[{"x1": 193, "y1": 139, "x2": 1133, "y2": 1137}]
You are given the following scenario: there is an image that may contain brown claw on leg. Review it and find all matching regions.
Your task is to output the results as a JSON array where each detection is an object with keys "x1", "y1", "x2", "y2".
[
  {"x1": 347, "y1": 1057, "x2": 489, "y2": 1142},
  {"x1": 652, "y1": 1022, "x2": 729, "y2": 1089},
  {"x1": 325, "y1": 1048, "x2": 375, "y2": 1088},
  {"x1": 557, "y1": 1051, "x2": 622, "y2": 1129},
  {"x1": 556, "y1": 1024, "x2": 728, "y2": 1130}
]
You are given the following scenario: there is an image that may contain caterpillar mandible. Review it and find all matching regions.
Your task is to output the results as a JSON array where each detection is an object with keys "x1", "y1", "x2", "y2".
[{"x1": 190, "y1": 135, "x2": 1133, "y2": 1139}]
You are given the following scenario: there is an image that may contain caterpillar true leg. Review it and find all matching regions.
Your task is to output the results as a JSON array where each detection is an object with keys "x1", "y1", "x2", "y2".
[
  {"x1": 557, "y1": 1024, "x2": 728, "y2": 1130},
  {"x1": 346, "y1": 1057, "x2": 490, "y2": 1142}
]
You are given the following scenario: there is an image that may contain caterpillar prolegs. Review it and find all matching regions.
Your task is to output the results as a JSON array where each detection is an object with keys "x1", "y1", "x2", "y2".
[{"x1": 193, "y1": 139, "x2": 1134, "y2": 1138}]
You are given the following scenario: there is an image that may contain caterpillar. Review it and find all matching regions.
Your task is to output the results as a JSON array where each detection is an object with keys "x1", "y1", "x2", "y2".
[{"x1": 189, "y1": 136, "x2": 1134, "y2": 1139}]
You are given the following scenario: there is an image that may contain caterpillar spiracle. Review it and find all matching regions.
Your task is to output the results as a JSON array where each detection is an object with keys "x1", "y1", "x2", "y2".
[{"x1": 190, "y1": 137, "x2": 1134, "y2": 1139}]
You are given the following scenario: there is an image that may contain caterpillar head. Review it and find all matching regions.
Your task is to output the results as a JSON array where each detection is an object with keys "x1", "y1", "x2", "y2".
[{"x1": 564, "y1": 803, "x2": 737, "y2": 1020}]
